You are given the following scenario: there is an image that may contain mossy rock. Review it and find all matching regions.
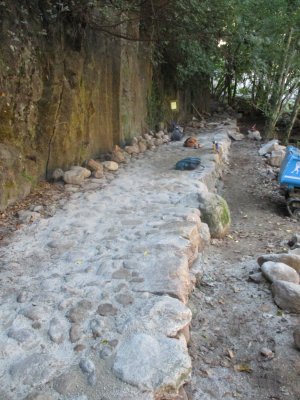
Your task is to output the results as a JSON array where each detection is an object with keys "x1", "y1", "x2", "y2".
[{"x1": 198, "y1": 192, "x2": 231, "y2": 239}]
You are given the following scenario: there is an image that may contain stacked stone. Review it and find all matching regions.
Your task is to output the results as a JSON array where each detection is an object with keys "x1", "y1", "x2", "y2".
[{"x1": 253, "y1": 234, "x2": 300, "y2": 351}]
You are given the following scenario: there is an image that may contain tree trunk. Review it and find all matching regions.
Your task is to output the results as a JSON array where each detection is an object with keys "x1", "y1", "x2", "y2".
[
  {"x1": 265, "y1": 27, "x2": 294, "y2": 139},
  {"x1": 284, "y1": 86, "x2": 300, "y2": 143}
]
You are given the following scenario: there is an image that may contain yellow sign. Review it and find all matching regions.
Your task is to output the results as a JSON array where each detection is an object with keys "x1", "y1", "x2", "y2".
[{"x1": 170, "y1": 101, "x2": 177, "y2": 110}]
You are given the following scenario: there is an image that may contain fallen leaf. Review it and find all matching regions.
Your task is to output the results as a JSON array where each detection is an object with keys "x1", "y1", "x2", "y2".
[{"x1": 234, "y1": 363, "x2": 252, "y2": 373}]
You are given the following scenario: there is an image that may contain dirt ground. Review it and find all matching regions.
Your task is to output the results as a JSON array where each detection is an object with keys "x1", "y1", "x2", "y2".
[{"x1": 186, "y1": 138, "x2": 300, "y2": 400}]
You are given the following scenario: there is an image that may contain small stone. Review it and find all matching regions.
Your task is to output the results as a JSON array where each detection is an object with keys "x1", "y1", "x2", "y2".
[
  {"x1": 227, "y1": 131, "x2": 244, "y2": 141},
  {"x1": 97, "y1": 303, "x2": 118, "y2": 316},
  {"x1": 88, "y1": 372, "x2": 97, "y2": 386},
  {"x1": 258, "y1": 140, "x2": 279, "y2": 156},
  {"x1": 124, "y1": 145, "x2": 139, "y2": 155},
  {"x1": 79, "y1": 358, "x2": 95, "y2": 374},
  {"x1": 17, "y1": 210, "x2": 40, "y2": 224},
  {"x1": 112, "y1": 268, "x2": 131, "y2": 279},
  {"x1": 100, "y1": 345, "x2": 113, "y2": 359},
  {"x1": 53, "y1": 372, "x2": 74, "y2": 395},
  {"x1": 87, "y1": 159, "x2": 103, "y2": 172},
  {"x1": 70, "y1": 165, "x2": 91, "y2": 178},
  {"x1": 288, "y1": 234, "x2": 300, "y2": 250},
  {"x1": 109, "y1": 339, "x2": 118, "y2": 348},
  {"x1": 115, "y1": 293, "x2": 134, "y2": 306},
  {"x1": 90, "y1": 319, "x2": 103, "y2": 338},
  {"x1": 74, "y1": 344, "x2": 86, "y2": 352},
  {"x1": 267, "y1": 149, "x2": 286, "y2": 167},
  {"x1": 102, "y1": 161, "x2": 119, "y2": 171},
  {"x1": 52, "y1": 168, "x2": 64, "y2": 181},
  {"x1": 258, "y1": 253, "x2": 300, "y2": 273},
  {"x1": 9, "y1": 353, "x2": 52, "y2": 386},
  {"x1": 248, "y1": 129, "x2": 262, "y2": 140},
  {"x1": 260, "y1": 347, "x2": 274, "y2": 359},
  {"x1": 293, "y1": 327, "x2": 300, "y2": 350},
  {"x1": 249, "y1": 272, "x2": 265, "y2": 283},
  {"x1": 92, "y1": 169, "x2": 104, "y2": 179},
  {"x1": 111, "y1": 146, "x2": 126, "y2": 163},
  {"x1": 32, "y1": 321, "x2": 41, "y2": 329},
  {"x1": 63, "y1": 167, "x2": 91, "y2": 185},
  {"x1": 261, "y1": 261, "x2": 300, "y2": 284},
  {"x1": 21, "y1": 306, "x2": 46, "y2": 321},
  {"x1": 69, "y1": 324, "x2": 82, "y2": 343},
  {"x1": 272, "y1": 280, "x2": 300, "y2": 313},
  {"x1": 25, "y1": 393, "x2": 55, "y2": 400},
  {"x1": 138, "y1": 142, "x2": 147, "y2": 153},
  {"x1": 7, "y1": 327, "x2": 36, "y2": 343},
  {"x1": 67, "y1": 300, "x2": 93, "y2": 323},
  {"x1": 48, "y1": 318, "x2": 65, "y2": 344},
  {"x1": 17, "y1": 291, "x2": 29, "y2": 303}
]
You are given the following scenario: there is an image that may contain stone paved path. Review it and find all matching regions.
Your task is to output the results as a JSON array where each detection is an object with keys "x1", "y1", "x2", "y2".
[{"x1": 0, "y1": 120, "x2": 235, "y2": 400}]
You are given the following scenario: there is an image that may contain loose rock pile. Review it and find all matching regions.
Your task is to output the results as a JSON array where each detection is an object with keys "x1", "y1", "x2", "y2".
[
  {"x1": 253, "y1": 234, "x2": 300, "y2": 350},
  {"x1": 258, "y1": 139, "x2": 287, "y2": 167},
  {"x1": 52, "y1": 132, "x2": 171, "y2": 188}
]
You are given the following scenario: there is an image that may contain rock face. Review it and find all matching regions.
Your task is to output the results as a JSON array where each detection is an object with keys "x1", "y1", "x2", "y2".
[
  {"x1": 112, "y1": 333, "x2": 191, "y2": 392},
  {"x1": 261, "y1": 261, "x2": 300, "y2": 284},
  {"x1": 258, "y1": 253, "x2": 300, "y2": 272},
  {"x1": 271, "y1": 280, "x2": 300, "y2": 313},
  {"x1": 0, "y1": 2, "x2": 153, "y2": 211},
  {"x1": 198, "y1": 192, "x2": 231, "y2": 238}
]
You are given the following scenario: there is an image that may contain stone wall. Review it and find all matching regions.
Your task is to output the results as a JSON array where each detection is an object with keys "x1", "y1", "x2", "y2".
[{"x1": 0, "y1": 2, "x2": 152, "y2": 210}]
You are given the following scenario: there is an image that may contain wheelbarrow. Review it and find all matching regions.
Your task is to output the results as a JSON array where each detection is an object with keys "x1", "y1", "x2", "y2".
[{"x1": 279, "y1": 146, "x2": 300, "y2": 219}]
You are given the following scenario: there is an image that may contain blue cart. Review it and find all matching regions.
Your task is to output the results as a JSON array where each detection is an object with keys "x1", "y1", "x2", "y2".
[{"x1": 279, "y1": 146, "x2": 300, "y2": 219}]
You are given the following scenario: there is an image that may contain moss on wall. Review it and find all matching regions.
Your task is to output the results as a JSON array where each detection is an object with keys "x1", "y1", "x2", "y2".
[{"x1": 0, "y1": 1, "x2": 152, "y2": 210}]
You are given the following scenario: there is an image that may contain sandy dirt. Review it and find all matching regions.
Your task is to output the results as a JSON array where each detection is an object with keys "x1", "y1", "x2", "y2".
[{"x1": 186, "y1": 138, "x2": 300, "y2": 400}]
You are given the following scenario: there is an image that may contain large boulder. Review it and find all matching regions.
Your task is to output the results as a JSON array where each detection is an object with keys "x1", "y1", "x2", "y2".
[
  {"x1": 261, "y1": 261, "x2": 300, "y2": 284},
  {"x1": 112, "y1": 333, "x2": 191, "y2": 392},
  {"x1": 258, "y1": 253, "x2": 300, "y2": 272},
  {"x1": 198, "y1": 192, "x2": 231, "y2": 238},
  {"x1": 271, "y1": 280, "x2": 300, "y2": 313}
]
